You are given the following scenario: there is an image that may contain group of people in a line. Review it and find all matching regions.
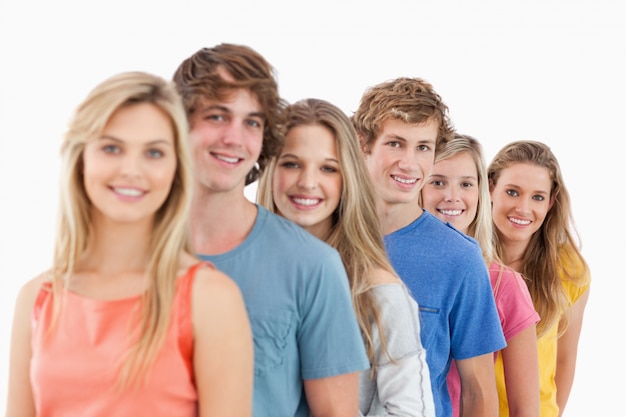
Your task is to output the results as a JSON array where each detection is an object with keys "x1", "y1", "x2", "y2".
[{"x1": 5, "y1": 43, "x2": 591, "y2": 417}]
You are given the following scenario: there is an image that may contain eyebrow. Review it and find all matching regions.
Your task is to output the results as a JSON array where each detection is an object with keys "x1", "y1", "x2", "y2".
[
  {"x1": 279, "y1": 153, "x2": 339, "y2": 164},
  {"x1": 99, "y1": 135, "x2": 173, "y2": 147},
  {"x1": 504, "y1": 183, "x2": 549, "y2": 194},
  {"x1": 199, "y1": 103, "x2": 265, "y2": 119}
]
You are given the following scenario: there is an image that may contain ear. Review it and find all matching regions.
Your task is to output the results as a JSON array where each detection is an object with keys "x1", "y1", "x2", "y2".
[
  {"x1": 357, "y1": 133, "x2": 369, "y2": 157},
  {"x1": 488, "y1": 178, "x2": 495, "y2": 195}
]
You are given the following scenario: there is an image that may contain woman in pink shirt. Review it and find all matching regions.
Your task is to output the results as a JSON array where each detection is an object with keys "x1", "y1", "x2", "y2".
[
  {"x1": 6, "y1": 71, "x2": 253, "y2": 417},
  {"x1": 421, "y1": 133, "x2": 540, "y2": 417}
]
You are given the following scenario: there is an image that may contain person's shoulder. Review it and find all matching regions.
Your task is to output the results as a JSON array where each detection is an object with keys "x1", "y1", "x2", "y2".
[
  {"x1": 369, "y1": 268, "x2": 402, "y2": 285},
  {"x1": 258, "y1": 206, "x2": 337, "y2": 254},
  {"x1": 20, "y1": 270, "x2": 52, "y2": 295},
  {"x1": 421, "y1": 212, "x2": 482, "y2": 252},
  {"x1": 489, "y1": 261, "x2": 528, "y2": 292},
  {"x1": 13, "y1": 270, "x2": 53, "y2": 312},
  {"x1": 191, "y1": 262, "x2": 245, "y2": 306}
]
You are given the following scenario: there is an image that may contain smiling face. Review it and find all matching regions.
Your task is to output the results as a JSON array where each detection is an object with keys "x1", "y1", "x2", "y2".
[
  {"x1": 363, "y1": 118, "x2": 438, "y2": 209},
  {"x1": 490, "y1": 161, "x2": 554, "y2": 248},
  {"x1": 188, "y1": 86, "x2": 265, "y2": 196},
  {"x1": 272, "y1": 124, "x2": 342, "y2": 239},
  {"x1": 82, "y1": 102, "x2": 177, "y2": 225},
  {"x1": 421, "y1": 151, "x2": 479, "y2": 234}
]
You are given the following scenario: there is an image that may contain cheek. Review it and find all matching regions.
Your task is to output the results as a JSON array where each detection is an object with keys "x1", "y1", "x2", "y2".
[
  {"x1": 81, "y1": 155, "x2": 104, "y2": 192},
  {"x1": 417, "y1": 154, "x2": 434, "y2": 172},
  {"x1": 467, "y1": 193, "x2": 479, "y2": 213},
  {"x1": 327, "y1": 177, "x2": 343, "y2": 207},
  {"x1": 420, "y1": 189, "x2": 435, "y2": 210},
  {"x1": 152, "y1": 160, "x2": 178, "y2": 190},
  {"x1": 272, "y1": 169, "x2": 292, "y2": 197}
]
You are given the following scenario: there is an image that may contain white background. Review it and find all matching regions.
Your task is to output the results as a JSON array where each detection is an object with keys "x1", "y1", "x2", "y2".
[{"x1": 0, "y1": 0, "x2": 623, "y2": 414}]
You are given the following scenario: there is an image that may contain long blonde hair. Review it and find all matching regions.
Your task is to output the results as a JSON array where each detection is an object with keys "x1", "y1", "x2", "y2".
[
  {"x1": 53, "y1": 71, "x2": 194, "y2": 386},
  {"x1": 257, "y1": 98, "x2": 396, "y2": 375},
  {"x1": 488, "y1": 140, "x2": 590, "y2": 336}
]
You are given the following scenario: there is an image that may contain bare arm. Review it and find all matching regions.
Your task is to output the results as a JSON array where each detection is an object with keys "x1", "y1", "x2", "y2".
[
  {"x1": 305, "y1": 372, "x2": 360, "y2": 417},
  {"x1": 555, "y1": 288, "x2": 590, "y2": 417},
  {"x1": 456, "y1": 353, "x2": 498, "y2": 417},
  {"x1": 500, "y1": 325, "x2": 540, "y2": 417},
  {"x1": 5, "y1": 277, "x2": 45, "y2": 417},
  {"x1": 193, "y1": 267, "x2": 254, "y2": 417}
]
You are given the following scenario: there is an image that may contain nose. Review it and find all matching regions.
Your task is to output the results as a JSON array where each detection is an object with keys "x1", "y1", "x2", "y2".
[
  {"x1": 515, "y1": 198, "x2": 531, "y2": 215},
  {"x1": 297, "y1": 167, "x2": 317, "y2": 191},
  {"x1": 444, "y1": 187, "x2": 460, "y2": 202},
  {"x1": 222, "y1": 120, "x2": 244, "y2": 146},
  {"x1": 397, "y1": 149, "x2": 419, "y2": 171},
  {"x1": 119, "y1": 152, "x2": 143, "y2": 178}
]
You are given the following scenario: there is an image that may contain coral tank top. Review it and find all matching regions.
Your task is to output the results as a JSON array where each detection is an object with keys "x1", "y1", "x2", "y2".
[{"x1": 30, "y1": 263, "x2": 209, "y2": 417}]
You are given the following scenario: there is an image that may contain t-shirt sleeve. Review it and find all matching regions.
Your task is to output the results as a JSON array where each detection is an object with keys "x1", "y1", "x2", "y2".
[
  {"x1": 297, "y1": 250, "x2": 370, "y2": 380},
  {"x1": 450, "y1": 253, "x2": 507, "y2": 360},
  {"x1": 493, "y1": 266, "x2": 540, "y2": 341},
  {"x1": 365, "y1": 285, "x2": 436, "y2": 417}
]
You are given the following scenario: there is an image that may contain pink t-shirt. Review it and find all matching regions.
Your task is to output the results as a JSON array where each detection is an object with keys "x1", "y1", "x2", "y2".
[
  {"x1": 30, "y1": 263, "x2": 208, "y2": 417},
  {"x1": 446, "y1": 261, "x2": 540, "y2": 417}
]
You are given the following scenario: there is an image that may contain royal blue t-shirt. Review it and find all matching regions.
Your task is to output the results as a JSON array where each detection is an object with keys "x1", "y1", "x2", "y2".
[{"x1": 385, "y1": 210, "x2": 506, "y2": 417}]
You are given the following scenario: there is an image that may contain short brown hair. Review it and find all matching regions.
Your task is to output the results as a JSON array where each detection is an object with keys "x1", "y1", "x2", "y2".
[
  {"x1": 351, "y1": 77, "x2": 453, "y2": 153},
  {"x1": 172, "y1": 43, "x2": 287, "y2": 184}
]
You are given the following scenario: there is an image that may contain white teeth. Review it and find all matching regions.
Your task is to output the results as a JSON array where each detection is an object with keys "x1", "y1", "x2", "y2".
[
  {"x1": 509, "y1": 217, "x2": 531, "y2": 225},
  {"x1": 440, "y1": 209, "x2": 462, "y2": 216},
  {"x1": 292, "y1": 197, "x2": 320, "y2": 206},
  {"x1": 215, "y1": 154, "x2": 239, "y2": 163},
  {"x1": 392, "y1": 175, "x2": 417, "y2": 184},
  {"x1": 114, "y1": 187, "x2": 143, "y2": 197}
]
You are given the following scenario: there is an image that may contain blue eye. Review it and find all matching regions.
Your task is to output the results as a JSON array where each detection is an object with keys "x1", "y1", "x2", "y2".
[
  {"x1": 103, "y1": 145, "x2": 120, "y2": 154},
  {"x1": 205, "y1": 113, "x2": 224, "y2": 122},
  {"x1": 246, "y1": 119, "x2": 263, "y2": 129},
  {"x1": 146, "y1": 149, "x2": 164, "y2": 158},
  {"x1": 281, "y1": 161, "x2": 299, "y2": 169}
]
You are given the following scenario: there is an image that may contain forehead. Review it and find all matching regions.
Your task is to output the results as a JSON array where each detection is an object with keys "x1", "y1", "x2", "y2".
[
  {"x1": 103, "y1": 102, "x2": 174, "y2": 141},
  {"x1": 377, "y1": 117, "x2": 438, "y2": 142},
  {"x1": 499, "y1": 162, "x2": 552, "y2": 190},
  {"x1": 282, "y1": 124, "x2": 337, "y2": 154},
  {"x1": 195, "y1": 87, "x2": 262, "y2": 113},
  {"x1": 434, "y1": 152, "x2": 478, "y2": 176}
]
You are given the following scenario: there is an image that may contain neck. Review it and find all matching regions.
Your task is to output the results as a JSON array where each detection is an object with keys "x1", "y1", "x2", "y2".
[
  {"x1": 500, "y1": 238, "x2": 528, "y2": 271},
  {"x1": 189, "y1": 183, "x2": 258, "y2": 255},
  {"x1": 380, "y1": 200, "x2": 423, "y2": 235},
  {"x1": 79, "y1": 213, "x2": 153, "y2": 275}
]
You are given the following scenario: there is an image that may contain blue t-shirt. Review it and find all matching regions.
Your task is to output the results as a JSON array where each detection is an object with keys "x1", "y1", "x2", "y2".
[
  {"x1": 198, "y1": 205, "x2": 369, "y2": 417},
  {"x1": 384, "y1": 210, "x2": 506, "y2": 417}
]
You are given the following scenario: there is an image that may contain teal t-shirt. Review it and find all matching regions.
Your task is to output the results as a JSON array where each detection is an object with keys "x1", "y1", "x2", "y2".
[{"x1": 198, "y1": 205, "x2": 369, "y2": 417}]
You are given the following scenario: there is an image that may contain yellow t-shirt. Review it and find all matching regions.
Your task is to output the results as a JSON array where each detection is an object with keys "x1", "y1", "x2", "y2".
[{"x1": 495, "y1": 248, "x2": 590, "y2": 417}]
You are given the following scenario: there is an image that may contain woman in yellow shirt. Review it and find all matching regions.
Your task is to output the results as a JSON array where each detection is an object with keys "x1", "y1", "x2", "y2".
[{"x1": 488, "y1": 140, "x2": 591, "y2": 417}]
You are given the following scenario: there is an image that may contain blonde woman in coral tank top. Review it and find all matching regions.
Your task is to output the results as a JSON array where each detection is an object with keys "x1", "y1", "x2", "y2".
[{"x1": 5, "y1": 71, "x2": 253, "y2": 417}]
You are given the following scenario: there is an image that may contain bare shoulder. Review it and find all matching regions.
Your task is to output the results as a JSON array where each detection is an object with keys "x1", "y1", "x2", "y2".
[
  {"x1": 11, "y1": 270, "x2": 53, "y2": 325},
  {"x1": 189, "y1": 262, "x2": 250, "y2": 339},
  {"x1": 369, "y1": 267, "x2": 402, "y2": 285},
  {"x1": 15, "y1": 271, "x2": 52, "y2": 304},
  {"x1": 191, "y1": 265, "x2": 244, "y2": 311}
]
